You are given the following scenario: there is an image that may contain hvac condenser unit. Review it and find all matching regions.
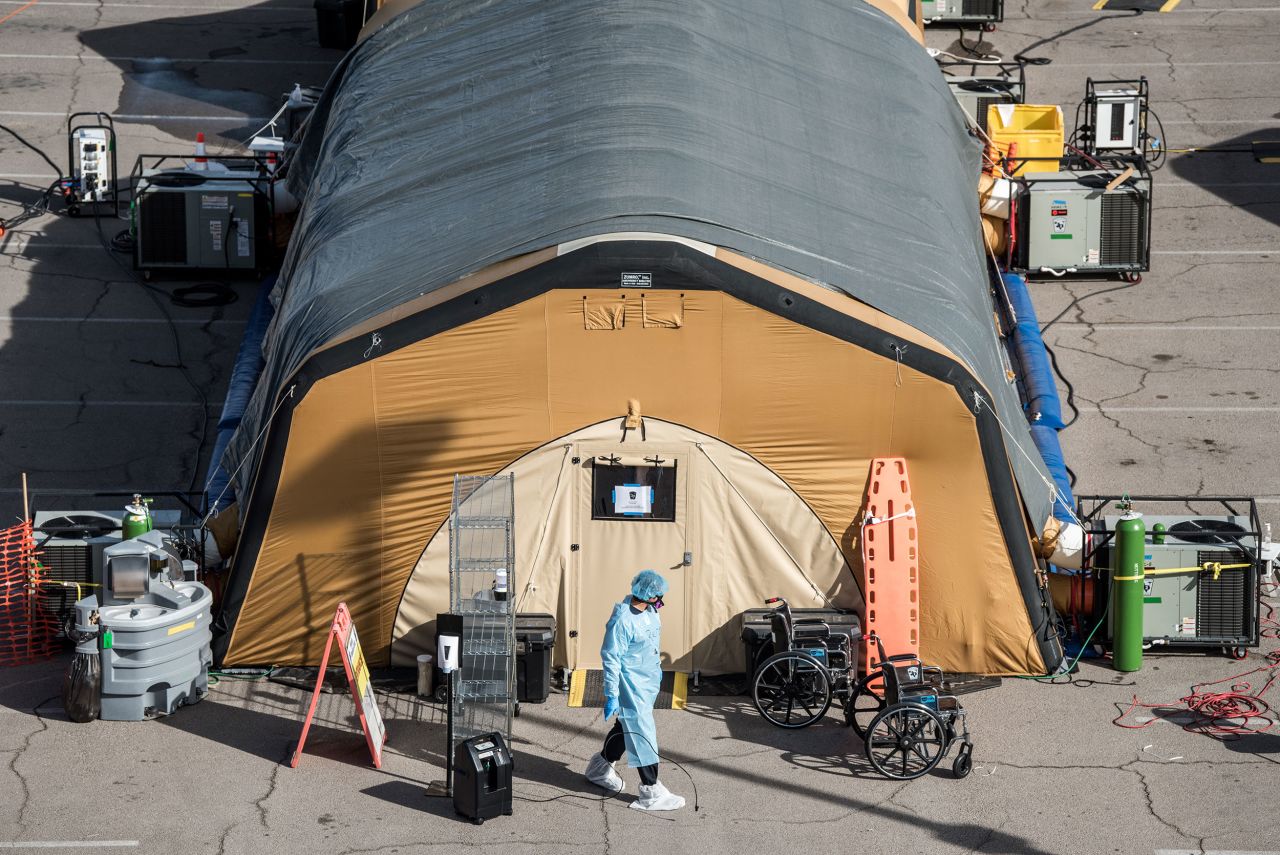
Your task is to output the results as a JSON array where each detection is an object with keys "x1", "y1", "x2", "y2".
[
  {"x1": 132, "y1": 163, "x2": 270, "y2": 273},
  {"x1": 1099, "y1": 515, "x2": 1260, "y2": 653},
  {"x1": 922, "y1": 0, "x2": 1002, "y2": 26},
  {"x1": 943, "y1": 64, "x2": 1024, "y2": 133},
  {"x1": 1014, "y1": 169, "x2": 1151, "y2": 277}
]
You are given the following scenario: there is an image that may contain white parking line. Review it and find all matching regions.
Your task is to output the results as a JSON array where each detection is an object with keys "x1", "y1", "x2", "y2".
[
  {"x1": 0, "y1": 400, "x2": 222, "y2": 407},
  {"x1": 1052, "y1": 324, "x2": 1280, "y2": 330},
  {"x1": 0, "y1": 0, "x2": 310, "y2": 7},
  {"x1": 0, "y1": 843, "x2": 139, "y2": 850},
  {"x1": 2, "y1": 243, "x2": 114, "y2": 250},
  {"x1": 0, "y1": 316, "x2": 245, "y2": 324},
  {"x1": 1157, "y1": 181, "x2": 1280, "y2": 188},
  {"x1": 1098, "y1": 407, "x2": 1280, "y2": 412},
  {"x1": 1152, "y1": 250, "x2": 1277, "y2": 255},
  {"x1": 0, "y1": 52, "x2": 334, "y2": 65},
  {"x1": 1050, "y1": 60, "x2": 1280, "y2": 67},
  {"x1": 0, "y1": 111, "x2": 269, "y2": 121},
  {"x1": 1160, "y1": 119, "x2": 1280, "y2": 125},
  {"x1": 1155, "y1": 850, "x2": 1280, "y2": 855}
]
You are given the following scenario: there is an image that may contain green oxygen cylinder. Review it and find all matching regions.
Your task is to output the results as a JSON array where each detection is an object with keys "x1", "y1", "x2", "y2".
[
  {"x1": 1112, "y1": 508, "x2": 1146, "y2": 672},
  {"x1": 122, "y1": 494, "x2": 153, "y2": 540},
  {"x1": 1152, "y1": 522, "x2": 1166, "y2": 545}
]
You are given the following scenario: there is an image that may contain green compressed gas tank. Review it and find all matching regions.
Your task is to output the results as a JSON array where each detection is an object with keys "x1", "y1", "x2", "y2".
[
  {"x1": 1112, "y1": 511, "x2": 1146, "y2": 672},
  {"x1": 122, "y1": 494, "x2": 153, "y2": 541}
]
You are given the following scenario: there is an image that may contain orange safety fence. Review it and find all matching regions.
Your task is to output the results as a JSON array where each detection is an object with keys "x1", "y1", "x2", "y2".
[{"x1": 0, "y1": 520, "x2": 59, "y2": 666}]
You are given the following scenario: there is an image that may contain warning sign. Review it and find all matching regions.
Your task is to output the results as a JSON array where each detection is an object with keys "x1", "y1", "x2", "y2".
[{"x1": 290, "y1": 602, "x2": 387, "y2": 769}]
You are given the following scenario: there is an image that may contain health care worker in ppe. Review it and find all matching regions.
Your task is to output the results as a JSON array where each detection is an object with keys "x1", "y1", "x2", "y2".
[{"x1": 583, "y1": 570, "x2": 686, "y2": 811}]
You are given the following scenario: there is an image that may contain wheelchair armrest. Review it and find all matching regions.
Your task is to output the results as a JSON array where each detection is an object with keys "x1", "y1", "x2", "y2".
[{"x1": 883, "y1": 653, "x2": 919, "y2": 663}]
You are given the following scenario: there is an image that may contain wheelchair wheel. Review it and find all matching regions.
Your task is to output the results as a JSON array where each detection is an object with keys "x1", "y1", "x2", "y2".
[
  {"x1": 952, "y1": 743, "x2": 973, "y2": 779},
  {"x1": 752, "y1": 650, "x2": 833, "y2": 729},
  {"x1": 845, "y1": 671, "x2": 886, "y2": 740},
  {"x1": 865, "y1": 703, "x2": 946, "y2": 780}
]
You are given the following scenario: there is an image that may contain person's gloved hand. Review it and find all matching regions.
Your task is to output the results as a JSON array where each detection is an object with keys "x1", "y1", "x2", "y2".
[{"x1": 604, "y1": 696, "x2": 619, "y2": 720}]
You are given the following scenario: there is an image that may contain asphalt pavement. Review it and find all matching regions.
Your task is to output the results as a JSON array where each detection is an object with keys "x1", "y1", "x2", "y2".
[{"x1": 1, "y1": 0, "x2": 1278, "y2": 853}]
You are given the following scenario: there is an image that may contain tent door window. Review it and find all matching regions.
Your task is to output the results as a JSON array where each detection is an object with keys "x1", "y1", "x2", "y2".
[{"x1": 590, "y1": 458, "x2": 677, "y2": 521}]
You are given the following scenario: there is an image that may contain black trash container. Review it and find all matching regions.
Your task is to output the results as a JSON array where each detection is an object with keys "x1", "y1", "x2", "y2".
[
  {"x1": 515, "y1": 613, "x2": 556, "y2": 703},
  {"x1": 314, "y1": 0, "x2": 364, "y2": 50}
]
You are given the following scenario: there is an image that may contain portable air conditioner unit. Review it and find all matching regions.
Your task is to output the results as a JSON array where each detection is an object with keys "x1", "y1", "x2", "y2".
[
  {"x1": 31, "y1": 510, "x2": 182, "y2": 630},
  {"x1": 1099, "y1": 515, "x2": 1260, "y2": 651},
  {"x1": 945, "y1": 73, "x2": 1024, "y2": 133},
  {"x1": 922, "y1": 0, "x2": 1002, "y2": 26},
  {"x1": 134, "y1": 169, "x2": 269, "y2": 273},
  {"x1": 1014, "y1": 168, "x2": 1151, "y2": 276}
]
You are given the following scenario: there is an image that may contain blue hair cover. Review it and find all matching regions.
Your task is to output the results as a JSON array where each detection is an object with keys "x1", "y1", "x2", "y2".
[{"x1": 630, "y1": 570, "x2": 667, "y2": 600}]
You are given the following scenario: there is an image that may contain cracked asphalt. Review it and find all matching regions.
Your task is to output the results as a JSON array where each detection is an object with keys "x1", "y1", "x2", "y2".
[{"x1": 1, "y1": 0, "x2": 1279, "y2": 853}]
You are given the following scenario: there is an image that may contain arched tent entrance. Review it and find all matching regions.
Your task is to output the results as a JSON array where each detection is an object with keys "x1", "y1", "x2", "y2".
[
  {"x1": 215, "y1": 238, "x2": 1059, "y2": 675},
  {"x1": 393, "y1": 419, "x2": 857, "y2": 674}
]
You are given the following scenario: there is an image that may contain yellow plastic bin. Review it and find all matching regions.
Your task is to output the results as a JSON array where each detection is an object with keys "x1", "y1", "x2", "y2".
[{"x1": 987, "y1": 104, "x2": 1064, "y2": 176}]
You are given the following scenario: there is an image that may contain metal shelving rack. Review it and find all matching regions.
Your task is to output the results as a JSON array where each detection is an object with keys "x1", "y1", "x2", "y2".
[{"x1": 449, "y1": 474, "x2": 516, "y2": 751}]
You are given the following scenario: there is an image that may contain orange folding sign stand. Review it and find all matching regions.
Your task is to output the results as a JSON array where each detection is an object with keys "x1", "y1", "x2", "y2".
[
  {"x1": 859, "y1": 457, "x2": 920, "y2": 675},
  {"x1": 290, "y1": 602, "x2": 387, "y2": 769}
]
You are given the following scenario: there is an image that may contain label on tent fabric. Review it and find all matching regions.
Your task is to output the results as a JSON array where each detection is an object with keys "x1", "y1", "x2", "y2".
[
  {"x1": 613, "y1": 484, "x2": 653, "y2": 515},
  {"x1": 621, "y1": 272, "x2": 652, "y2": 288},
  {"x1": 290, "y1": 602, "x2": 387, "y2": 768}
]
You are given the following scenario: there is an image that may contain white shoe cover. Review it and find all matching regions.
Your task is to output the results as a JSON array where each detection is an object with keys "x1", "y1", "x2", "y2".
[
  {"x1": 585, "y1": 753, "x2": 625, "y2": 793},
  {"x1": 630, "y1": 781, "x2": 685, "y2": 811}
]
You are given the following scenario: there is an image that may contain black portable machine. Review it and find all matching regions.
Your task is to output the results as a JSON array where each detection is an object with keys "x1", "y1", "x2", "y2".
[{"x1": 453, "y1": 732, "x2": 513, "y2": 824}]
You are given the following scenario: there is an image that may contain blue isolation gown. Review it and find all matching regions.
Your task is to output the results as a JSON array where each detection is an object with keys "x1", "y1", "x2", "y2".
[{"x1": 600, "y1": 598, "x2": 662, "y2": 767}]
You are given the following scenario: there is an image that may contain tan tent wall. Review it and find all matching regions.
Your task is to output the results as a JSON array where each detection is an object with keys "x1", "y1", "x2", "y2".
[
  {"x1": 224, "y1": 282, "x2": 1045, "y2": 675},
  {"x1": 393, "y1": 420, "x2": 858, "y2": 674}
]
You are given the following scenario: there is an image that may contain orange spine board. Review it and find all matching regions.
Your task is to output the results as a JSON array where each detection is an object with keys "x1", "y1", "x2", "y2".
[{"x1": 859, "y1": 457, "x2": 920, "y2": 674}]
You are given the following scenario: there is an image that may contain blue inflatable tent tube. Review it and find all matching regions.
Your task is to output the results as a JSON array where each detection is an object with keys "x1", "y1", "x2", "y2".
[
  {"x1": 1002, "y1": 273, "x2": 1074, "y2": 522},
  {"x1": 1003, "y1": 272, "x2": 1064, "y2": 429},
  {"x1": 205, "y1": 276, "x2": 276, "y2": 512},
  {"x1": 1029, "y1": 424, "x2": 1073, "y2": 522}
]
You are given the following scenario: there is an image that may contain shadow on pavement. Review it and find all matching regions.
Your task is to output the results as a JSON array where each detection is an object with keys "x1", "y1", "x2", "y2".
[
  {"x1": 1168, "y1": 132, "x2": 1280, "y2": 230},
  {"x1": 77, "y1": 0, "x2": 343, "y2": 145}
]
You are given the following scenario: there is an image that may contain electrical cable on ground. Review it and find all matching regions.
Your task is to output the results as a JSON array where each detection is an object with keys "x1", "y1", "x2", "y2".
[
  {"x1": 956, "y1": 28, "x2": 1002, "y2": 62},
  {"x1": 1018, "y1": 574, "x2": 1113, "y2": 684},
  {"x1": 0, "y1": 124, "x2": 66, "y2": 236},
  {"x1": 1039, "y1": 280, "x2": 1136, "y2": 335},
  {"x1": 0, "y1": 122, "x2": 63, "y2": 178},
  {"x1": 1113, "y1": 650, "x2": 1280, "y2": 737},
  {"x1": 514, "y1": 721, "x2": 699, "y2": 814},
  {"x1": 1012, "y1": 10, "x2": 1141, "y2": 66},
  {"x1": 1042, "y1": 341, "x2": 1079, "y2": 429}
]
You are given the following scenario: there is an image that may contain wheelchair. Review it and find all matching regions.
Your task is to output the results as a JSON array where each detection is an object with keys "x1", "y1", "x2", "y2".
[{"x1": 750, "y1": 598, "x2": 974, "y2": 780}]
